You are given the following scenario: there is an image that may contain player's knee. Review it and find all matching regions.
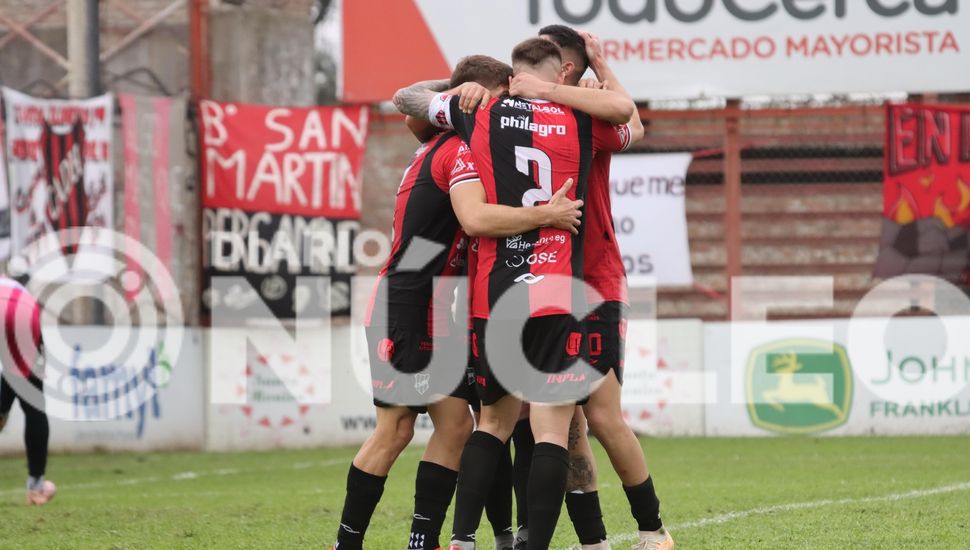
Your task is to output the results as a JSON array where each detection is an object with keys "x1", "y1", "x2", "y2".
[
  {"x1": 585, "y1": 405, "x2": 622, "y2": 440},
  {"x1": 437, "y1": 409, "x2": 474, "y2": 442},
  {"x1": 477, "y1": 414, "x2": 514, "y2": 442},
  {"x1": 374, "y1": 412, "x2": 416, "y2": 452},
  {"x1": 392, "y1": 420, "x2": 416, "y2": 450}
]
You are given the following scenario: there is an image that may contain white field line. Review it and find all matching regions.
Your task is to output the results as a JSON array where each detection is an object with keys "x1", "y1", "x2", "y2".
[
  {"x1": 581, "y1": 481, "x2": 970, "y2": 549},
  {"x1": 0, "y1": 454, "x2": 369, "y2": 497}
]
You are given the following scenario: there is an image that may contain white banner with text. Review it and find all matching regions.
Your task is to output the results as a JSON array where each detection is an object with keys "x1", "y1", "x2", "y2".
[{"x1": 610, "y1": 153, "x2": 693, "y2": 287}]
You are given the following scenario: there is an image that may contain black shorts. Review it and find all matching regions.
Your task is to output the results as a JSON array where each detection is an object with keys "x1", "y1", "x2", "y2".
[
  {"x1": 471, "y1": 315, "x2": 589, "y2": 406},
  {"x1": 365, "y1": 324, "x2": 473, "y2": 414},
  {"x1": 466, "y1": 329, "x2": 481, "y2": 413},
  {"x1": 584, "y1": 301, "x2": 628, "y2": 384}
]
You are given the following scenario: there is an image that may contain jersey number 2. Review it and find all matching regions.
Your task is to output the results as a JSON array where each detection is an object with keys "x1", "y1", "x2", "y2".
[{"x1": 516, "y1": 146, "x2": 552, "y2": 207}]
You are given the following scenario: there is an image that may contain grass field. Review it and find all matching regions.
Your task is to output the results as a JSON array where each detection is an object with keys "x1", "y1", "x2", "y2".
[{"x1": 1, "y1": 436, "x2": 969, "y2": 549}]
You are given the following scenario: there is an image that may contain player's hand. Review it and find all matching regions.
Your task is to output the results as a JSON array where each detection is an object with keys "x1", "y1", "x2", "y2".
[
  {"x1": 579, "y1": 31, "x2": 605, "y2": 65},
  {"x1": 454, "y1": 82, "x2": 491, "y2": 113},
  {"x1": 543, "y1": 178, "x2": 584, "y2": 235},
  {"x1": 509, "y1": 73, "x2": 553, "y2": 100},
  {"x1": 578, "y1": 78, "x2": 605, "y2": 90}
]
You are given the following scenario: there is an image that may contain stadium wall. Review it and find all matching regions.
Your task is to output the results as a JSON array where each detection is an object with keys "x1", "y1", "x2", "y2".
[
  {"x1": 0, "y1": 328, "x2": 205, "y2": 454},
  {"x1": 4, "y1": 318, "x2": 968, "y2": 456}
]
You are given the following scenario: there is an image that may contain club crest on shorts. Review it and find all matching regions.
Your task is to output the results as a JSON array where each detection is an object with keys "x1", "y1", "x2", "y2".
[
  {"x1": 414, "y1": 372, "x2": 430, "y2": 395},
  {"x1": 566, "y1": 331, "x2": 583, "y2": 357},
  {"x1": 377, "y1": 338, "x2": 395, "y2": 362}
]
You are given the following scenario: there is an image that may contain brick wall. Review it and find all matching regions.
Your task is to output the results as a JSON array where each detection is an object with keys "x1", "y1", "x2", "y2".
[
  {"x1": 0, "y1": 0, "x2": 314, "y2": 28},
  {"x1": 638, "y1": 106, "x2": 889, "y2": 320}
]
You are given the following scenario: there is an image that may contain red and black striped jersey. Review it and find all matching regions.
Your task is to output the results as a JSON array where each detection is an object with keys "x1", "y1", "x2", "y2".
[
  {"x1": 40, "y1": 120, "x2": 90, "y2": 256},
  {"x1": 364, "y1": 132, "x2": 478, "y2": 335},
  {"x1": 0, "y1": 277, "x2": 43, "y2": 379},
  {"x1": 584, "y1": 152, "x2": 628, "y2": 305},
  {"x1": 428, "y1": 94, "x2": 631, "y2": 320}
]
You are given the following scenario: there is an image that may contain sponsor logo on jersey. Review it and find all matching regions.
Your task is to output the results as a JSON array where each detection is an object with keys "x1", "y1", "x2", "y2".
[
  {"x1": 501, "y1": 98, "x2": 566, "y2": 115},
  {"x1": 500, "y1": 115, "x2": 567, "y2": 137},
  {"x1": 513, "y1": 273, "x2": 545, "y2": 285},
  {"x1": 536, "y1": 234, "x2": 568, "y2": 246},
  {"x1": 506, "y1": 251, "x2": 559, "y2": 268},
  {"x1": 506, "y1": 234, "x2": 532, "y2": 251},
  {"x1": 505, "y1": 233, "x2": 566, "y2": 253}
]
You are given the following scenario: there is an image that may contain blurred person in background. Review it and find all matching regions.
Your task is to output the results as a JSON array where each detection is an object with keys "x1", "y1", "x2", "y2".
[{"x1": 0, "y1": 264, "x2": 56, "y2": 506}]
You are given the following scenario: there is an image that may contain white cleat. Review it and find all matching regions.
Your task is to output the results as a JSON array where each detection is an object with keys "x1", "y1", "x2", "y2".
[
  {"x1": 26, "y1": 480, "x2": 56, "y2": 506},
  {"x1": 631, "y1": 528, "x2": 673, "y2": 550},
  {"x1": 582, "y1": 541, "x2": 612, "y2": 549}
]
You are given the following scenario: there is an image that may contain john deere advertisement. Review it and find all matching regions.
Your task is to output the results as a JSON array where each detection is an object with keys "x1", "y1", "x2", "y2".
[{"x1": 704, "y1": 318, "x2": 970, "y2": 436}]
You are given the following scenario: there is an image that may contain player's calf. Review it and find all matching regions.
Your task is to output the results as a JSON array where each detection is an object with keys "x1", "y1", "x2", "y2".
[
  {"x1": 334, "y1": 407, "x2": 418, "y2": 549},
  {"x1": 408, "y1": 398, "x2": 475, "y2": 550},
  {"x1": 565, "y1": 409, "x2": 609, "y2": 548}
]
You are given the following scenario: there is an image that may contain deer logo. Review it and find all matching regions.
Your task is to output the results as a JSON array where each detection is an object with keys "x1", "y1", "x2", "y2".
[
  {"x1": 762, "y1": 352, "x2": 843, "y2": 417},
  {"x1": 746, "y1": 340, "x2": 853, "y2": 435}
]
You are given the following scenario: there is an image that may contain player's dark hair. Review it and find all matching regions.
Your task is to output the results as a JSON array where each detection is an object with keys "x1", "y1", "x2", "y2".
[
  {"x1": 450, "y1": 55, "x2": 513, "y2": 90},
  {"x1": 538, "y1": 24, "x2": 589, "y2": 74},
  {"x1": 511, "y1": 37, "x2": 562, "y2": 69}
]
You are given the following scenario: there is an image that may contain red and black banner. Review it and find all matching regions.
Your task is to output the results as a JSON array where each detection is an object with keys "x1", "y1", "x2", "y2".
[
  {"x1": 874, "y1": 103, "x2": 970, "y2": 281},
  {"x1": 199, "y1": 100, "x2": 369, "y2": 319}
]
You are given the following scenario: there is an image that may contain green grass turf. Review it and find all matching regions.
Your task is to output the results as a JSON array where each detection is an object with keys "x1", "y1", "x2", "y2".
[{"x1": 1, "y1": 436, "x2": 968, "y2": 549}]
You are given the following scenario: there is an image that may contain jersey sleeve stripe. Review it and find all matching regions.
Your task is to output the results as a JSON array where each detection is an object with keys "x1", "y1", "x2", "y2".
[
  {"x1": 448, "y1": 176, "x2": 480, "y2": 191},
  {"x1": 449, "y1": 172, "x2": 479, "y2": 187}
]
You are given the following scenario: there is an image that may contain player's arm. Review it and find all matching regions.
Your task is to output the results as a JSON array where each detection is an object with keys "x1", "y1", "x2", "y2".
[
  {"x1": 581, "y1": 31, "x2": 644, "y2": 143},
  {"x1": 509, "y1": 73, "x2": 633, "y2": 125},
  {"x1": 393, "y1": 80, "x2": 492, "y2": 120},
  {"x1": 450, "y1": 179, "x2": 583, "y2": 238},
  {"x1": 392, "y1": 78, "x2": 449, "y2": 118},
  {"x1": 405, "y1": 115, "x2": 439, "y2": 143}
]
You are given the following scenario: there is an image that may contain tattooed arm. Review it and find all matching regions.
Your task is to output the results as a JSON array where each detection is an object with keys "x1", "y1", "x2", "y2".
[
  {"x1": 393, "y1": 79, "x2": 492, "y2": 120},
  {"x1": 392, "y1": 79, "x2": 449, "y2": 118}
]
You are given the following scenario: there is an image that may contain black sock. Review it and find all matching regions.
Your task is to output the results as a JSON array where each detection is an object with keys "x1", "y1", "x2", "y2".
[
  {"x1": 335, "y1": 464, "x2": 387, "y2": 549},
  {"x1": 452, "y1": 431, "x2": 506, "y2": 542},
  {"x1": 485, "y1": 442, "x2": 514, "y2": 538},
  {"x1": 624, "y1": 476, "x2": 663, "y2": 532},
  {"x1": 511, "y1": 418, "x2": 534, "y2": 530},
  {"x1": 21, "y1": 375, "x2": 48, "y2": 478},
  {"x1": 0, "y1": 375, "x2": 14, "y2": 415},
  {"x1": 409, "y1": 461, "x2": 458, "y2": 550},
  {"x1": 565, "y1": 491, "x2": 607, "y2": 545},
  {"x1": 526, "y1": 443, "x2": 569, "y2": 550}
]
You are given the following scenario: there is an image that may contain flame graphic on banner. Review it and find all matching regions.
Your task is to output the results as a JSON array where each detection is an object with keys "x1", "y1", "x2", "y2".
[{"x1": 889, "y1": 183, "x2": 919, "y2": 224}]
